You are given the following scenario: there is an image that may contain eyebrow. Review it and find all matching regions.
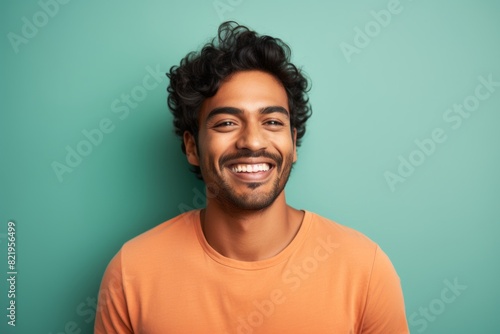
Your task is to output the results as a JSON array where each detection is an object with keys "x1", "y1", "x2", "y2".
[{"x1": 206, "y1": 106, "x2": 290, "y2": 122}]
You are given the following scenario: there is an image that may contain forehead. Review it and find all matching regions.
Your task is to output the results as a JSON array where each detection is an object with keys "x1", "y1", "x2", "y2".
[{"x1": 200, "y1": 70, "x2": 289, "y2": 118}]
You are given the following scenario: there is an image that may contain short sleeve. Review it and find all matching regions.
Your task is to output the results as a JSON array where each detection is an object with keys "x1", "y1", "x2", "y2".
[
  {"x1": 94, "y1": 250, "x2": 133, "y2": 334},
  {"x1": 360, "y1": 246, "x2": 409, "y2": 334}
]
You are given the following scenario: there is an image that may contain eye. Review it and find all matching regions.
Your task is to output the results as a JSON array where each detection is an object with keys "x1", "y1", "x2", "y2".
[
  {"x1": 264, "y1": 120, "x2": 284, "y2": 126},
  {"x1": 212, "y1": 120, "x2": 239, "y2": 132},
  {"x1": 214, "y1": 120, "x2": 236, "y2": 127}
]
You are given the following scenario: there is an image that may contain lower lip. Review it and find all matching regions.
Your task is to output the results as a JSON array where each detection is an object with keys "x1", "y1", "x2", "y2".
[{"x1": 228, "y1": 167, "x2": 274, "y2": 182}]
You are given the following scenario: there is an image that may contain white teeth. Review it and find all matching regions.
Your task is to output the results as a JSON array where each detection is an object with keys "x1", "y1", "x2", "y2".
[{"x1": 231, "y1": 163, "x2": 271, "y2": 173}]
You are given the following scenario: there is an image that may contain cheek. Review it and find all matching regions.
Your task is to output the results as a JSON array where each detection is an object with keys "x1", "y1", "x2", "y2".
[
  {"x1": 200, "y1": 136, "x2": 228, "y2": 167},
  {"x1": 273, "y1": 134, "x2": 295, "y2": 154}
]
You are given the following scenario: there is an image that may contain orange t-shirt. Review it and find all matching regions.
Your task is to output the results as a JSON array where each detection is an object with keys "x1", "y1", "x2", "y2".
[{"x1": 95, "y1": 210, "x2": 409, "y2": 333}]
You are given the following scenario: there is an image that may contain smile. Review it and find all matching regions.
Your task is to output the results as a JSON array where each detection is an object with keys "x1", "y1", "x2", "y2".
[{"x1": 230, "y1": 163, "x2": 271, "y2": 173}]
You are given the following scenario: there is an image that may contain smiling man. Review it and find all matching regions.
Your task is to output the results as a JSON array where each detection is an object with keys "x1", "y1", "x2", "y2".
[{"x1": 95, "y1": 22, "x2": 409, "y2": 333}]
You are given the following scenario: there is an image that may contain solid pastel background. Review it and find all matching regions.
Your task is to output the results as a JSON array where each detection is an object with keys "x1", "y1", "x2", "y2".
[{"x1": 1, "y1": 0, "x2": 499, "y2": 333}]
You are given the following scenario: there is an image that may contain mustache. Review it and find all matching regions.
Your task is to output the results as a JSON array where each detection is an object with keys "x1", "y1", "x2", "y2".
[{"x1": 219, "y1": 150, "x2": 283, "y2": 168}]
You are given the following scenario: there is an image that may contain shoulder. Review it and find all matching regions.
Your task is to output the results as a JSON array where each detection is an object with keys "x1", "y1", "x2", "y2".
[
  {"x1": 302, "y1": 211, "x2": 384, "y2": 271},
  {"x1": 304, "y1": 211, "x2": 403, "y2": 292},
  {"x1": 120, "y1": 210, "x2": 200, "y2": 261},
  {"x1": 306, "y1": 211, "x2": 378, "y2": 250}
]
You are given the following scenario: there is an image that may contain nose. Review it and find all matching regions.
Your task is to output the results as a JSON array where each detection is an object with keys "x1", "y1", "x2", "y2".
[{"x1": 235, "y1": 122, "x2": 268, "y2": 151}]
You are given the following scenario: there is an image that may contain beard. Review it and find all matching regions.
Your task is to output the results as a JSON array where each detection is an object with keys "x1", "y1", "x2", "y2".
[{"x1": 203, "y1": 150, "x2": 294, "y2": 211}]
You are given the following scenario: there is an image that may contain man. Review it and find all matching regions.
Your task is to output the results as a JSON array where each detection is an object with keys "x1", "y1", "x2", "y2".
[{"x1": 95, "y1": 21, "x2": 409, "y2": 333}]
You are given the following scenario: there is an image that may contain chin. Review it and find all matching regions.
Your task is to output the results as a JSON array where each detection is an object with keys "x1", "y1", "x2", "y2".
[{"x1": 219, "y1": 187, "x2": 283, "y2": 211}]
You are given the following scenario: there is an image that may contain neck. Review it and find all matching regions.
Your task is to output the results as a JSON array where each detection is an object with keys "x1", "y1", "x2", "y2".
[{"x1": 201, "y1": 192, "x2": 304, "y2": 261}]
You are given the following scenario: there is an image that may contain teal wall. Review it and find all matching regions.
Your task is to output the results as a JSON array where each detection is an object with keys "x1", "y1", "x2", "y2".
[{"x1": 1, "y1": 0, "x2": 499, "y2": 333}]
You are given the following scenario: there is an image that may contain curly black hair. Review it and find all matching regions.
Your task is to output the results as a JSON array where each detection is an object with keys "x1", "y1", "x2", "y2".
[{"x1": 167, "y1": 21, "x2": 312, "y2": 179}]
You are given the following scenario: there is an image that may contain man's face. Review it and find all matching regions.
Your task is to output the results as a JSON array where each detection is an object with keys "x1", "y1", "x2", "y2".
[{"x1": 184, "y1": 70, "x2": 297, "y2": 211}]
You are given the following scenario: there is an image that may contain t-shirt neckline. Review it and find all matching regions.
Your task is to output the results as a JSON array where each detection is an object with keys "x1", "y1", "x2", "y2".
[{"x1": 192, "y1": 209, "x2": 312, "y2": 270}]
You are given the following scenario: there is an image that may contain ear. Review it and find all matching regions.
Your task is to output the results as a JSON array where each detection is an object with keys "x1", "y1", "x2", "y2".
[
  {"x1": 292, "y1": 127, "x2": 298, "y2": 163},
  {"x1": 183, "y1": 131, "x2": 200, "y2": 166}
]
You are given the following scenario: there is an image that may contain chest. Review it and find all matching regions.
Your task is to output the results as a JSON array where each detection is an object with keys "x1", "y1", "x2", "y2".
[{"x1": 128, "y1": 260, "x2": 365, "y2": 334}]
